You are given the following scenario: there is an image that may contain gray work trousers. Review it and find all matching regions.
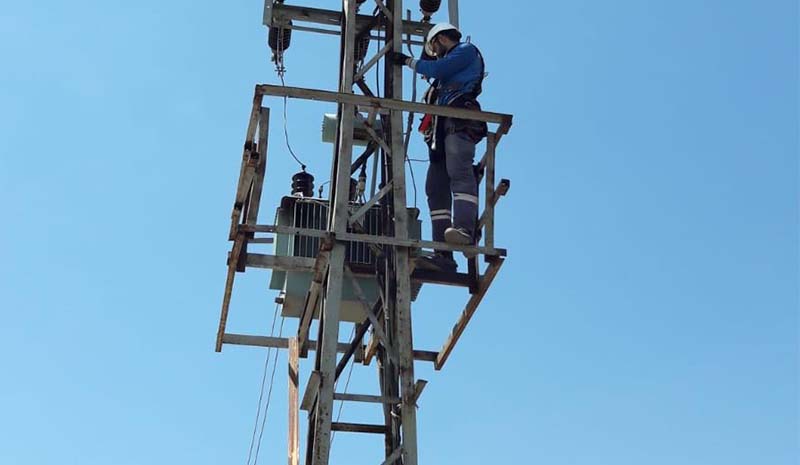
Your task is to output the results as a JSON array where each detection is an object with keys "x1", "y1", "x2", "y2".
[{"x1": 426, "y1": 124, "x2": 478, "y2": 244}]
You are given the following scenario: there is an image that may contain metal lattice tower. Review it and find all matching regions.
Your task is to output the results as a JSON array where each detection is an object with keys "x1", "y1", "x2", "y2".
[{"x1": 215, "y1": 2, "x2": 513, "y2": 464}]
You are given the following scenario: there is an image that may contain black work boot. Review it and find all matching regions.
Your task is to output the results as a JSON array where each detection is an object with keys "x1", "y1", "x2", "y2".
[{"x1": 414, "y1": 251, "x2": 457, "y2": 272}]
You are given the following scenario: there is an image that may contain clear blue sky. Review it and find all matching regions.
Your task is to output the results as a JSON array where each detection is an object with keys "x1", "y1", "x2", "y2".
[{"x1": 1, "y1": 1, "x2": 797, "y2": 464}]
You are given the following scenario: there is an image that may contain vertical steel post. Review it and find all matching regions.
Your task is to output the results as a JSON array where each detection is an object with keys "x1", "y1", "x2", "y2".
[
  {"x1": 448, "y1": 0, "x2": 459, "y2": 28},
  {"x1": 387, "y1": 1, "x2": 419, "y2": 464},
  {"x1": 309, "y1": 1, "x2": 358, "y2": 464}
]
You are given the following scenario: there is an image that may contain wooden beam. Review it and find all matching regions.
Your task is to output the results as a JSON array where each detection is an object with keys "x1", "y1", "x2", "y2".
[
  {"x1": 255, "y1": 84, "x2": 513, "y2": 126},
  {"x1": 435, "y1": 258, "x2": 505, "y2": 370},
  {"x1": 245, "y1": 254, "x2": 317, "y2": 272},
  {"x1": 288, "y1": 337, "x2": 300, "y2": 465},
  {"x1": 215, "y1": 234, "x2": 246, "y2": 352},
  {"x1": 245, "y1": 108, "x2": 270, "y2": 227},
  {"x1": 229, "y1": 96, "x2": 265, "y2": 241}
]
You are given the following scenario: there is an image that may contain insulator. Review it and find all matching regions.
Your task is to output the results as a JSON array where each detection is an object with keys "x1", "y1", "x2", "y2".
[
  {"x1": 420, "y1": 0, "x2": 441, "y2": 18},
  {"x1": 291, "y1": 170, "x2": 314, "y2": 197},
  {"x1": 268, "y1": 21, "x2": 292, "y2": 53}
]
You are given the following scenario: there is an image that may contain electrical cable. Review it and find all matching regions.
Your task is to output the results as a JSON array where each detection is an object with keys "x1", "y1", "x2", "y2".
[
  {"x1": 245, "y1": 304, "x2": 281, "y2": 465},
  {"x1": 330, "y1": 326, "x2": 357, "y2": 447},
  {"x1": 272, "y1": 31, "x2": 307, "y2": 170},
  {"x1": 404, "y1": 9, "x2": 419, "y2": 209},
  {"x1": 252, "y1": 316, "x2": 286, "y2": 465},
  {"x1": 279, "y1": 73, "x2": 307, "y2": 171}
]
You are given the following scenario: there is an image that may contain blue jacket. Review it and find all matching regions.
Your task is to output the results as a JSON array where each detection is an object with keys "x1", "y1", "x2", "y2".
[{"x1": 413, "y1": 42, "x2": 484, "y2": 105}]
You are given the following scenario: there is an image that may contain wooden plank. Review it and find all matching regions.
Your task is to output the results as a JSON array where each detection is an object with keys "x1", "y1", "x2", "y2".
[
  {"x1": 435, "y1": 258, "x2": 505, "y2": 370},
  {"x1": 333, "y1": 393, "x2": 401, "y2": 404},
  {"x1": 229, "y1": 95, "x2": 266, "y2": 240},
  {"x1": 245, "y1": 107, "x2": 270, "y2": 226},
  {"x1": 245, "y1": 254, "x2": 316, "y2": 272},
  {"x1": 288, "y1": 337, "x2": 300, "y2": 465},
  {"x1": 301, "y1": 371, "x2": 322, "y2": 412},
  {"x1": 330, "y1": 422, "x2": 388, "y2": 434},
  {"x1": 255, "y1": 84, "x2": 512, "y2": 126},
  {"x1": 215, "y1": 234, "x2": 245, "y2": 352}
]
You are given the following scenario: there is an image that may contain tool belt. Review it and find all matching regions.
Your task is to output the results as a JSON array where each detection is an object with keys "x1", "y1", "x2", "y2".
[{"x1": 423, "y1": 95, "x2": 488, "y2": 163}]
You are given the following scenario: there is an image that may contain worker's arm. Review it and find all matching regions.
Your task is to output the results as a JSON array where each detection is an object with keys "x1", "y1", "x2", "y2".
[{"x1": 410, "y1": 44, "x2": 476, "y2": 80}]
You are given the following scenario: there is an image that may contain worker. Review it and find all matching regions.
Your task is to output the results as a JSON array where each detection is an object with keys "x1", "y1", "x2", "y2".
[{"x1": 391, "y1": 23, "x2": 487, "y2": 271}]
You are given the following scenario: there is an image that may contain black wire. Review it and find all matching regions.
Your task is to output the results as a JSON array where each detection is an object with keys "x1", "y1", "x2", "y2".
[
  {"x1": 407, "y1": 156, "x2": 418, "y2": 209},
  {"x1": 279, "y1": 73, "x2": 307, "y2": 170},
  {"x1": 246, "y1": 304, "x2": 281, "y2": 465},
  {"x1": 330, "y1": 326, "x2": 357, "y2": 447},
  {"x1": 252, "y1": 316, "x2": 286, "y2": 465},
  {"x1": 403, "y1": 11, "x2": 419, "y2": 210}
]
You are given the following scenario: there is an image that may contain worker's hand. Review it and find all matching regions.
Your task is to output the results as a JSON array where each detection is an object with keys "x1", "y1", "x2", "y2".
[{"x1": 390, "y1": 52, "x2": 412, "y2": 66}]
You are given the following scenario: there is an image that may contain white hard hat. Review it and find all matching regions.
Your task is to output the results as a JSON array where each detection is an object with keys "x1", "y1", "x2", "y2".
[{"x1": 425, "y1": 23, "x2": 460, "y2": 56}]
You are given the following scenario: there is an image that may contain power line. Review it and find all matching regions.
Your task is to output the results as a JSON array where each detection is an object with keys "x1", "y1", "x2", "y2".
[
  {"x1": 246, "y1": 304, "x2": 281, "y2": 465},
  {"x1": 253, "y1": 316, "x2": 286, "y2": 465},
  {"x1": 279, "y1": 73, "x2": 307, "y2": 170}
]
